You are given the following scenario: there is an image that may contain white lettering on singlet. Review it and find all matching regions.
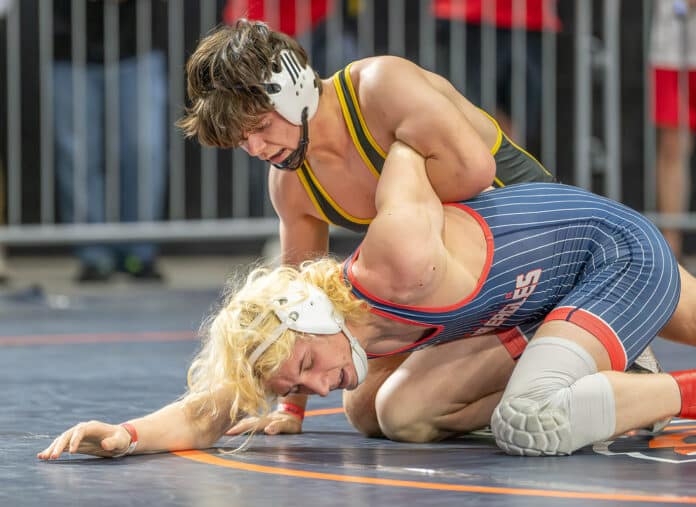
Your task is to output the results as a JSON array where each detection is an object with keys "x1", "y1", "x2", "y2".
[{"x1": 472, "y1": 268, "x2": 542, "y2": 335}]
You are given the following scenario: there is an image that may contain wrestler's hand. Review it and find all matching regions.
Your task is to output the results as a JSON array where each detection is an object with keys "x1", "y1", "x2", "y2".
[
  {"x1": 37, "y1": 421, "x2": 132, "y2": 460},
  {"x1": 225, "y1": 410, "x2": 303, "y2": 436}
]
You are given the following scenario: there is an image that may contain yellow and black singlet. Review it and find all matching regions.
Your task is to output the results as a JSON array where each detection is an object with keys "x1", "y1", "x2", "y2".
[{"x1": 295, "y1": 64, "x2": 555, "y2": 234}]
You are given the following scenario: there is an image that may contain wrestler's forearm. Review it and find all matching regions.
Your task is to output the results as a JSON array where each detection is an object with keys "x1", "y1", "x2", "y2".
[{"x1": 129, "y1": 399, "x2": 229, "y2": 453}]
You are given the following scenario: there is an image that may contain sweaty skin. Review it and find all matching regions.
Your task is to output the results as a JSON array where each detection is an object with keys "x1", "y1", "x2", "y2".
[
  {"x1": 264, "y1": 56, "x2": 498, "y2": 264},
  {"x1": 229, "y1": 56, "x2": 501, "y2": 436}
]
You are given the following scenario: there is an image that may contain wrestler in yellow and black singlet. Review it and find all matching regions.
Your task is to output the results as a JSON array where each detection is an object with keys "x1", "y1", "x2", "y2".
[{"x1": 296, "y1": 63, "x2": 555, "y2": 233}]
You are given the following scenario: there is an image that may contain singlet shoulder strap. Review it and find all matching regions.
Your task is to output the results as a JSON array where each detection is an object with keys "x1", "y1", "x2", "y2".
[
  {"x1": 333, "y1": 63, "x2": 387, "y2": 178},
  {"x1": 296, "y1": 160, "x2": 372, "y2": 233}
]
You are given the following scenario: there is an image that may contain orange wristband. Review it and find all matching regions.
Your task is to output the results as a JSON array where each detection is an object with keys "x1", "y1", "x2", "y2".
[{"x1": 277, "y1": 402, "x2": 305, "y2": 420}]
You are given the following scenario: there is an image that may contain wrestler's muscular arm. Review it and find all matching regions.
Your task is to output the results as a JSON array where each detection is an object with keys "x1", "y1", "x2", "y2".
[
  {"x1": 227, "y1": 168, "x2": 328, "y2": 437},
  {"x1": 356, "y1": 142, "x2": 448, "y2": 303},
  {"x1": 271, "y1": 170, "x2": 330, "y2": 265},
  {"x1": 356, "y1": 57, "x2": 496, "y2": 202},
  {"x1": 38, "y1": 388, "x2": 235, "y2": 459}
]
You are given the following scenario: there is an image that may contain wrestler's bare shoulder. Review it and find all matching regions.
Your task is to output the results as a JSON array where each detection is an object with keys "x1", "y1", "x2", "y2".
[{"x1": 347, "y1": 56, "x2": 425, "y2": 95}]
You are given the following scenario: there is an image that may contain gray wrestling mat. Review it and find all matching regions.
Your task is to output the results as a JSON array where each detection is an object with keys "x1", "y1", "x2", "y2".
[{"x1": 4, "y1": 284, "x2": 696, "y2": 507}]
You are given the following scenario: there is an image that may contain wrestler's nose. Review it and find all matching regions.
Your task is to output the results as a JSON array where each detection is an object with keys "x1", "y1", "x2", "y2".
[
  {"x1": 305, "y1": 372, "x2": 330, "y2": 397},
  {"x1": 240, "y1": 133, "x2": 265, "y2": 157}
]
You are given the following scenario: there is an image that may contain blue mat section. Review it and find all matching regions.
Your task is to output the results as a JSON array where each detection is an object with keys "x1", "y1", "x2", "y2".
[{"x1": 4, "y1": 287, "x2": 696, "y2": 507}]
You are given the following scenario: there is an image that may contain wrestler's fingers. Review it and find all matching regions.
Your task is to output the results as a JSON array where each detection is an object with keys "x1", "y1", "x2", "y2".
[
  {"x1": 264, "y1": 417, "x2": 302, "y2": 435},
  {"x1": 48, "y1": 432, "x2": 71, "y2": 459},
  {"x1": 225, "y1": 417, "x2": 261, "y2": 435},
  {"x1": 36, "y1": 441, "x2": 54, "y2": 460},
  {"x1": 39, "y1": 430, "x2": 72, "y2": 460},
  {"x1": 100, "y1": 425, "x2": 130, "y2": 454},
  {"x1": 68, "y1": 425, "x2": 86, "y2": 454},
  {"x1": 99, "y1": 436, "x2": 118, "y2": 454},
  {"x1": 36, "y1": 439, "x2": 54, "y2": 459}
]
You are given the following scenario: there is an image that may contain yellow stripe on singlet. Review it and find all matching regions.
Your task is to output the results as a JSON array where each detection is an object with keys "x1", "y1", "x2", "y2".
[
  {"x1": 478, "y1": 109, "x2": 506, "y2": 187},
  {"x1": 298, "y1": 161, "x2": 373, "y2": 227},
  {"x1": 296, "y1": 166, "x2": 331, "y2": 224},
  {"x1": 333, "y1": 65, "x2": 386, "y2": 179},
  {"x1": 478, "y1": 108, "x2": 552, "y2": 186}
]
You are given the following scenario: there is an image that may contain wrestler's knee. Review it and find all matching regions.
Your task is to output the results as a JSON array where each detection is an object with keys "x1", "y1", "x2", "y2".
[
  {"x1": 343, "y1": 388, "x2": 382, "y2": 437},
  {"x1": 490, "y1": 337, "x2": 616, "y2": 456},
  {"x1": 343, "y1": 354, "x2": 410, "y2": 438},
  {"x1": 374, "y1": 374, "x2": 443, "y2": 443},
  {"x1": 491, "y1": 395, "x2": 573, "y2": 456}
]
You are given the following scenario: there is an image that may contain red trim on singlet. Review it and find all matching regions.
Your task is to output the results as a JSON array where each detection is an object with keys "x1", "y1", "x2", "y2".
[
  {"x1": 544, "y1": 306, "x2": 627, "y2": 371},
  {"x1": 365, "y1": 308, "x2": 445, "y2": 358},
  {"x1": 344, "y1": 203, "x2": 495, "y2": 314},
  {"x1": 496, "y1": 327, "x2": 529, "y2": 359}
]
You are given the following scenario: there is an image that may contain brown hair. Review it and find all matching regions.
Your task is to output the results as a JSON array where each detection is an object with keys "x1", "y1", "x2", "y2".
[{"x1": 176, "y1": 19, "x2": 315, "y2": 148}]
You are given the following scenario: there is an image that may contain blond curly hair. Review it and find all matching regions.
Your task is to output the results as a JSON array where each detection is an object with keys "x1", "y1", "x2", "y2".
[
  {"x1": 184, "y1": 258, "x2": 369, "y2": 428},
  {"x1": 176, "y1": 19, "x2": 321, "y2": 148}
]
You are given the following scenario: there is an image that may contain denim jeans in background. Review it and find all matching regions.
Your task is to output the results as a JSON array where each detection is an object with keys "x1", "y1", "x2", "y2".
[{"x1": 53, "y1": 51, "x2": 167, "y2": 272}]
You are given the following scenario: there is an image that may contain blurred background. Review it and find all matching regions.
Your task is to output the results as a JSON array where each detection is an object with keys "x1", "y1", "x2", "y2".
[{"x1": 0, "y1": 0, "x2": 692, "y2": 291}]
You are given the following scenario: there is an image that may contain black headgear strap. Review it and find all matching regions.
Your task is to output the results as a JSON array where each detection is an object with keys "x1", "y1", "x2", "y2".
[{"x1": 272, "y1": 107, "x2": 310, "y2": 171}]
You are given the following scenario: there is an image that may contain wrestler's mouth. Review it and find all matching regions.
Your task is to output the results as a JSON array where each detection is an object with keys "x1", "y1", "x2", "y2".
[{"x1": 269, "y1": 149, "x2": 286, "y2": 164}]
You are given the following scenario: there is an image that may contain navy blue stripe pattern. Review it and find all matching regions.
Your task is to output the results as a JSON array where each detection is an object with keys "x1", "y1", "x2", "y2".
[{"x1": 345, "y1": 183, "x2": 680, "y2": 366}]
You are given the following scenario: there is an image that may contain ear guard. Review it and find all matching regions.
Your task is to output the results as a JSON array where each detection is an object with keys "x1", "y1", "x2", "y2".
[
  {"x1": 263, "y1": 49, "x2": 319, "y2": 126},
  {"x1": 248, "y1": 281, "x2": 368, "y2": 386}
]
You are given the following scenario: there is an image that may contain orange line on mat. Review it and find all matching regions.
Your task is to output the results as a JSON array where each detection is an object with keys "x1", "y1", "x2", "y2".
[
  {"x1": 172, "y1": 449, "x2": 696, "y2": 503},
  {"x1": 0, "y1": 330, "x2": 196, "y2": 346},
  {"x1": 305, "y1": 407, "x2": 344, "y2": 417},
  {"x1": 666, "y1": 424, "x2": 696, "y2": 431}
]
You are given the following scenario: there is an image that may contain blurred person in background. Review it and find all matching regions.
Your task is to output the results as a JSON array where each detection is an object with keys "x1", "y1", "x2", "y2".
[
  {"x1": 53, "y1": 0, "x2": 167, "y2": 282},
  {"x1": 650, "y1": 0, "x2": 696, "y2": 263},
  {"x1": 433, "y1": 0, "x2": 561, "y2": 154}
]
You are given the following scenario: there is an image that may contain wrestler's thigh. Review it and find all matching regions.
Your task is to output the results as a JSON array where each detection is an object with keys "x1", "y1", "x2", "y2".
[
  {"x1": 660, "y1": 265, "x2": 696, "y2": 344},
  {"x1": 376, "y1": 335, "x2": 515, "y2": 424},
  {"x1": 343, "y1": 354, "x2": 410, "y2": 437}
]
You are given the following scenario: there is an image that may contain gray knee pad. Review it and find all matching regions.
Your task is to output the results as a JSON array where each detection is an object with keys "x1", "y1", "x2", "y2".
[
  {"x1": 491, "y1": 337, "x2": 616, "y2": 456},
  {"x1": 492, "y1": 396, "x2": 572, "y2": 456}
]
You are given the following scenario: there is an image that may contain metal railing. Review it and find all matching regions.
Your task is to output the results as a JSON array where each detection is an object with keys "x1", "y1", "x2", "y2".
[{"x1": 0, "y1": 0, "x2": 689, "y2": 246}]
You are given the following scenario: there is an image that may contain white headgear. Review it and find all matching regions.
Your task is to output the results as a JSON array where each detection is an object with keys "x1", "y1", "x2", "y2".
[
  {"x1": 247, "y1": 281, "x2": 368, "y2": 386},
  {"x1": 263, "y1": 49, "x2": 319, "y2": 125}
]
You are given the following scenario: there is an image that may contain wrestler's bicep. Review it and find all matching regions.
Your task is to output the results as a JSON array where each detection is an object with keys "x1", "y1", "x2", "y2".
[{"x1": 360, "y1": 206, "x2": 444, "y2": 298}]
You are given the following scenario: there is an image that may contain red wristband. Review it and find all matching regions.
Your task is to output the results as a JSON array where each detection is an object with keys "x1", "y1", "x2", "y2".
[
  {"x1": 110, "y1": 422, "x2": 139, "y2": 458},
  {"x1": 121, "y1": 422, "x2": 138, "y2": 444},
  {"x1": 277, "y1": 402, "x2": 305, "y2": 420},
  {"x1": 671, "y1": 371, "x2": 696, "y2": 418}
]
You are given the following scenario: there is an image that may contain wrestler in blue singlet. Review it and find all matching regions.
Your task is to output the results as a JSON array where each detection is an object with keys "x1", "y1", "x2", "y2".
[{"x1": 343, "y1": 183, "x2": 680, "y2": 371}]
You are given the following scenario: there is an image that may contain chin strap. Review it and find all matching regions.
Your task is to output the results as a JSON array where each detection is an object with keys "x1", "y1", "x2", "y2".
[
  {"x1": 272, "y1": 107, "x2": 310, "y2": 171},
  {"x1": 340, "y1": 322, "x2": 368, "y2": 385}
]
